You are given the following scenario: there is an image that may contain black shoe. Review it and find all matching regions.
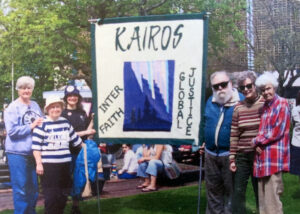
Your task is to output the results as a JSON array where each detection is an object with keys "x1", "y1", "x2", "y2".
[{"x1": 71, "y1": 206, "x2": 82, "y2": 214}]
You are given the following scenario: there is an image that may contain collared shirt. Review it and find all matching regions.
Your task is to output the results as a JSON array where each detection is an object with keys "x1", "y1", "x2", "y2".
[{"x1": 252, "y1": 94, "x2": 290, "y2": 178}]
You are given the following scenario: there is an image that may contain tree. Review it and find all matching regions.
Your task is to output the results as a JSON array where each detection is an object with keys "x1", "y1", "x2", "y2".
[
  {"x1": 251, "y1": 0, "x2": 300, "y2": 96},
  {"x1": 174, "y1": 0, "x2": 247, "y2": 74},
  {"x1": 0, "y1": 0, "x2": 247, "y2": 105},
  {"x1": 0, "y1": 0, "x2": 173, "y2": 105}
]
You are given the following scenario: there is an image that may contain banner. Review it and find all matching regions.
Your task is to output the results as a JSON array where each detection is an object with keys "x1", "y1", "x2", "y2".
[{"x1": 91, "y1": 13, "x2": 208, "y2": 146}]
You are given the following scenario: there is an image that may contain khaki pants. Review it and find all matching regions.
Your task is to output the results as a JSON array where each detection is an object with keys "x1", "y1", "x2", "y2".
[{"x1": 258, "y1": 172, "x2": 284, "y2": 214}]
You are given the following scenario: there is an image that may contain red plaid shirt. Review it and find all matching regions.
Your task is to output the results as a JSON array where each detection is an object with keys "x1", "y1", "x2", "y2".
[{"x1": 252, "y1": 95, "x2": 290, "y2": 178}]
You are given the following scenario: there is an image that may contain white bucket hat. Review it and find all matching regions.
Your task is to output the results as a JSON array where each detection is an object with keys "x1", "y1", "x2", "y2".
[{"x1": 44, "y1": 96, "x2": 64, "y2": 113}]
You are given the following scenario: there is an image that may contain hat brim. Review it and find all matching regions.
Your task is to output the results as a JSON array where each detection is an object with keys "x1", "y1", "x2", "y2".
[{"x1": 44, "y1": 101, "x2": 64, "y2": 113}]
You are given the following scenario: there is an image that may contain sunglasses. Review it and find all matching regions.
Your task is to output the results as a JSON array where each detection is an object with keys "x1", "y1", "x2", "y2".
[
  {"x1": 239, "y1": 83, "x2": 253, "y2": 91},
  {"x1": 212, "y1": 81, "x2": 229, "y2": 90}
]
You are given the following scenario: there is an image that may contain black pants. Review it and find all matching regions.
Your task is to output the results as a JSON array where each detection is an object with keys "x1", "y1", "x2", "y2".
[
  {"x1": 232, "y1": 152, "x2": 258, "y2": 214},
  {"x1": 205, "y1": 152, "x2": 233, "y2": 214},
  {"x1": 41, "y1": 162, "x2": 71, "y2": 214}
]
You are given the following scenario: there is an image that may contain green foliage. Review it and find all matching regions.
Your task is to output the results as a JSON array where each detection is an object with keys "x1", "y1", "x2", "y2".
[
  {"x1": 0, "y1": 0, "x2": 246, "y2": 106},
  {"x1": 174, "y1": 0, "x2": 247, "y2": 54}
]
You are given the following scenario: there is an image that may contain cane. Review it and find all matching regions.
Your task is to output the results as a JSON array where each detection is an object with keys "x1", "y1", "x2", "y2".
[
  {"x1": 197, "y1": 152, "x2": 203, "y2": 214},
  {"x1": 96, "y1": 173, "x2": 101, "y2": 214}
]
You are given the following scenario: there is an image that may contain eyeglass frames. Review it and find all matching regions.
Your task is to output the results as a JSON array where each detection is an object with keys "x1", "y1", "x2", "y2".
[
  {"x1": 212, "y1": 81, "x2": 229, "y2": 90},
  {"x1": 239, "y1": 83, "x2": 253, "y2": 91}
]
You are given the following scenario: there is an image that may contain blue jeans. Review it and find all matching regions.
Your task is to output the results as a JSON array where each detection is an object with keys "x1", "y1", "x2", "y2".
[
  {"x1": 137, "y1": 160, "x2": 163, "y2": 177},
  {"x1": 7, "y1": 153, "x2": 38, "y2": 214},
  {"x1": 118, "y1": 172, "x2": 137, "y2": 179}
]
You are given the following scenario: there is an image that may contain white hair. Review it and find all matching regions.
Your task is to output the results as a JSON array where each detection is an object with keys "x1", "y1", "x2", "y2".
[
  {"x1": 210, "y1": 71, "x2": 230, "y2": 84},
  {"x1": 16, "y1": 76, "x2": 35, "y2": 90},
  {"x1": 255, "y1": 72, "x2": 278, "y2": 89}
]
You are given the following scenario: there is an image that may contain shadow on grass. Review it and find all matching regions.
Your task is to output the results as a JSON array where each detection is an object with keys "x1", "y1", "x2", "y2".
[
  {"x1": 73, "y1": 185, "x2": 206, "y2": 214},
  {"x1": 292, "y1": 188, "x2": 300, "y2": 199},
  {"x1": 100, "y1": 186, "x2": 206, "y2": 214}
]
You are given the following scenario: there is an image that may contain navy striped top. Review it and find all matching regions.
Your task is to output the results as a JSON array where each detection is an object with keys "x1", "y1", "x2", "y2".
[{"x1": 32, "y1": 116, "x2": 82, "y2": 163}]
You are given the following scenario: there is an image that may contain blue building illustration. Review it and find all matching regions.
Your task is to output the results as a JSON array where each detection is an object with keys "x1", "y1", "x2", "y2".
[{"x1": 123, "y1": 60, "x2": 174, "y2": 131}]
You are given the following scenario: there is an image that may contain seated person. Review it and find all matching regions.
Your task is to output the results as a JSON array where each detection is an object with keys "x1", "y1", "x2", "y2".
[
  {"x1": 99, "y1": 143, "x2": 117, "y2": 180},
  {"x1": 137, "y1": 144, "x2": 173, "y2": 192},
  {"x1": 118, "y1": 144, "x2": 138, "y2": 179},
  {"x1": 135, "y1": 144, "x2": 147, "y2": 160}
]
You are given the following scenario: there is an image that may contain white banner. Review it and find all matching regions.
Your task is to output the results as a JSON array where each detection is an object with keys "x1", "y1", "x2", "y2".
[{"x1": 92, "y1": 15, "x2": 207, "y2": 146}]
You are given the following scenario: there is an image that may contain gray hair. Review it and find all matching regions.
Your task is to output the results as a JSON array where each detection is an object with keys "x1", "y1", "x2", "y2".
[
  {"x1": 237, "y1": 71, "x2": 257, "y2": 86},
  {"x1": 255, "y1": 72, "x2": 278, "y2": 89},
  {"x1": 210, "y1": 71, "x2": 230, "y2": 84},
  {"x1": 16, "y1": 76, "x2": 35, "y2": 90}
]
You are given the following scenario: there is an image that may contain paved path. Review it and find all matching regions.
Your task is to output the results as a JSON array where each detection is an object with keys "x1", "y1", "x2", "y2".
[{"x1": 0, "y1": 189, "x2": 44, "y2": 212}]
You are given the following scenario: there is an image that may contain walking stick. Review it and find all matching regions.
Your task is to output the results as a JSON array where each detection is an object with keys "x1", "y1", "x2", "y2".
[
  {"x1": 96, "y1": 173, "x2": 101, "y2": 214},
  {"x1": 197, "y1": 153, "x2": 203, "y2": 214}
]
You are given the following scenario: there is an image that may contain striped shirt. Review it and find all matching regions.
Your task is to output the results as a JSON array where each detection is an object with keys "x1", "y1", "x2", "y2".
[
  {"x1": 32, "y1": 116, "x2": 82, "y2": 163},
  {"x1": 252, "y1": 95, "x2": 290, "y2": 178},
  {"x1": 230, "y1": 96, "x2": 265, "y2": 157}
]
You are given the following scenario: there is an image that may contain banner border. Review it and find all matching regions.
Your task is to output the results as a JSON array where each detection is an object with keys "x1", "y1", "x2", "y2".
[{"x1": 91, "y1": 12, "x2": 209, "y2": 146}]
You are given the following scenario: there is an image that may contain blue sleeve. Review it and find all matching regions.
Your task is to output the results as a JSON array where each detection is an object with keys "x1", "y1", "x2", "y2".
[{"x1": 4, "y1": 106, "x2": 31, "y2": 140}]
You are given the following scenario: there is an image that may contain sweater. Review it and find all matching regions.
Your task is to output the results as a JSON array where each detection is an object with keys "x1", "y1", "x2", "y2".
[
  {"x1": 4, "y1": 99, "x2": 43, "y2": 155},
  {"x1": 32, "y1": 116, "x2": 82, "y2": 163},
  {"x1": 230, "y1": 96, "x2": 265, "y2": 157}
]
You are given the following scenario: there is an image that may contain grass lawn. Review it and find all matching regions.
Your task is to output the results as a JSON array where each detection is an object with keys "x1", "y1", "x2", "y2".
[{"x1": 1, "y1": 173, "x2": 299, "y2": 214}]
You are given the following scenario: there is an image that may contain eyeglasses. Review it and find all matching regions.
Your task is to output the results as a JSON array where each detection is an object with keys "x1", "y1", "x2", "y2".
[
  {"x1": 212, "y1": 81, "x2": 229, "y2": 90},
  {"x1": 239, "y1": 83, "x2": 253, "y2": 91}
]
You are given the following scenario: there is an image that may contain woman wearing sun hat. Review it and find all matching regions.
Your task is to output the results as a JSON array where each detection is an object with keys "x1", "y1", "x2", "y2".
[
  {"x1": 62, "y1": 85, "x2": 95, "y2": 214},
  {"x1": 32, "y1": 96, "x2": 82, "y2": 214}
]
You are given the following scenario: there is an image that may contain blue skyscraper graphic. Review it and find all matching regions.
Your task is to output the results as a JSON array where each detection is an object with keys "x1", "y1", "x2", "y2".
[{"x1": 123, "y1": 60, "x2": 175, "y2": 131}]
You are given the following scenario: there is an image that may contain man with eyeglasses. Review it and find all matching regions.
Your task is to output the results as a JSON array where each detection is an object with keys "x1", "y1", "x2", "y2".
[
  {"x1": 201, "y1": 71, "x2": 244, "y2": 214},
  {"x1": 252, "y1": 72, "x2": 290, "y2": 214}
]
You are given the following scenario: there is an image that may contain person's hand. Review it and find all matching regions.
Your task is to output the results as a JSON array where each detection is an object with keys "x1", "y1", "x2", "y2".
[
  {"x1": 199, "y1": 142, "x2": 205, "y2": 155},
  {"x1": 30, "y1": 117, "x2": 43, "y2": 130},
  {"x1": 36, "y1": 163, "x2": 44, "y2": 175},
  {"x1": 229, "y1": 161, "x2": 237, "y2": 172},
  {"x1": 256, "y1": 146, "x2": 262, "y2": 155},
  {"x1": 138, "y1": 157, "x2": 145, "y2": 164},
  {"x1": 87, "y1": 129, "x2": 96, "y2": 135},
  {"x1": 86, "y1": 129, "x2": 96, "y2": 139},
  {"x1": 90, "y1": 113, "x2": 95, "y2": 119}
]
